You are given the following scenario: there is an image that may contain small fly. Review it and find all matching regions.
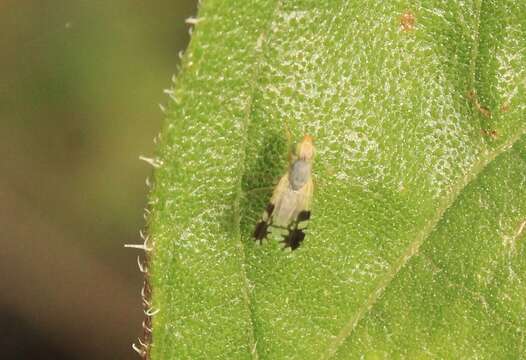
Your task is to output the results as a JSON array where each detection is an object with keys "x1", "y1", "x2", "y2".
[{"x1": 253, "y1": 135, "x2": 315, "y2": 250}]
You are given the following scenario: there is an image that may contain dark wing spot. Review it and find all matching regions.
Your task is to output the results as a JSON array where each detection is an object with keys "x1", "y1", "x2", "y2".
[
  {"x1": 281, "y1": 229, "x2": 306, "y2": 250},
  {"x1": 253, "y1": 221, "x2": 270, "y2": 243},
  {"x1": 253, "y1": 203, "x2": 275, "y2": 243},
  {"x1": 281, "y1": 211, "x2": 311, "y2": 250},
  {"x1": 256, "y1": 208, "x2": 311, "y2": 250},
  {"x1": 297, "y1": 210, "x2": 311, "y2": 222}
]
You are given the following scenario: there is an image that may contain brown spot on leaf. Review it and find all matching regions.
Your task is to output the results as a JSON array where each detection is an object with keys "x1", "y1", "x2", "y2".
[
  {"x1": 500, "y1": 101, "x2": 510, "y2": 113},
  {"x1": 400, "y1": 11, "x2": 416, "y2": 32},
  {"x1": 478, "y1": 106, "x2": 491, "y2": 118},
  {"x1": 481, "y1": 129, "x2": 498, "y2": 139},
  {"x1": 466, "y1": 89, "x2": 492, "y2": 118}
]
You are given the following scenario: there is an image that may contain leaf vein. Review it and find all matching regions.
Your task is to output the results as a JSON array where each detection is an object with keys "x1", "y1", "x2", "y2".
[
  {"x1": 232, "y1": 2, "x2": 283, "y2": 359},
  {"x1": 321, "y1": 128, "x2": 526, "y2": 359}
]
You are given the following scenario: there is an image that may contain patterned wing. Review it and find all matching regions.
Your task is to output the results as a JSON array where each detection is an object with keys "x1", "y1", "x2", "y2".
[
  {"x1": 280, "y1": 179, "x2": 313, "y2": 250},
  {"x1": 253, "y1": 203, "x2": 275, "y2": 243}
]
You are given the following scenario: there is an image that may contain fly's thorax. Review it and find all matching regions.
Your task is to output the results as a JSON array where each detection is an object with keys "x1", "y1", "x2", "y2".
[{"x1": 289, "y1": 159, "x2": 312, "y2": 190}]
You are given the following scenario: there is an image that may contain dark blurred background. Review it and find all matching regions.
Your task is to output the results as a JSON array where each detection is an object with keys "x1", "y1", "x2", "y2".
[{"x1": 1, "y1": 1, "x2": 197, "y2": 359}]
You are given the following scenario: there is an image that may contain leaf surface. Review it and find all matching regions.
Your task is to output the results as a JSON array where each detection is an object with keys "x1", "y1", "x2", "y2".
[{"x1": 148, "y1": 1, "x2": 526, "y2": 358}]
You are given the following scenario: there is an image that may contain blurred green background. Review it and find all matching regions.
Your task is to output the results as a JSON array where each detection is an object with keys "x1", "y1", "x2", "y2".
[{"x1": 1, "y1": 1, "x2": 197, "y2": 359}]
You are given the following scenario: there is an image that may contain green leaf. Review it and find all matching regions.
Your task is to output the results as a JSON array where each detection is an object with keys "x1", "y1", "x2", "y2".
[{"x1": 147, "y1": 0, "x2": 526, "y2": 358}]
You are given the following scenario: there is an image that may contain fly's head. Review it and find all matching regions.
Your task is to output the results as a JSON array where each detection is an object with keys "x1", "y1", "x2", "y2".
[{"x1": 296, "y1": 135, "x2": 314, "y2": 162}]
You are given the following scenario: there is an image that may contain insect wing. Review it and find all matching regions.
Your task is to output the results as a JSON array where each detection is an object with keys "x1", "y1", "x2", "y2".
[
  {"x1": 280, "y1": 179, "x2": 313, "y2": 250},
  {"x1": 253, "y1": 135, "x2": 315, "y2": 250},
  {"x1": 253, "y1": 203, "x2": 275, "y2": 242}
]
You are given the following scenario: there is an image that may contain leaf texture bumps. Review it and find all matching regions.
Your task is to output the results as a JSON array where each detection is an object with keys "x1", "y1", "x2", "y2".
[{"x1": 147, "y1": 1, "x2": 526, "y2": 359}]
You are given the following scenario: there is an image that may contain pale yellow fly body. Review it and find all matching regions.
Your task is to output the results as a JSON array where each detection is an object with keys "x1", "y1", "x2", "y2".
[{"x1": 253, "y1": 135, "x2": 315, "y2": 250}]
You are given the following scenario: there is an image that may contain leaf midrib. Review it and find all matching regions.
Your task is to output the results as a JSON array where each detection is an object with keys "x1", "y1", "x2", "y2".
[{"x1": 233, "y1": 1, "x2": 284, "y2": 359}]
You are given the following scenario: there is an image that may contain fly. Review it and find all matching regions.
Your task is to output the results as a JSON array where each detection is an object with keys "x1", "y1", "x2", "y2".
[{"x1": 253, "y1": 135, "x2": 315, "y2": 250}]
